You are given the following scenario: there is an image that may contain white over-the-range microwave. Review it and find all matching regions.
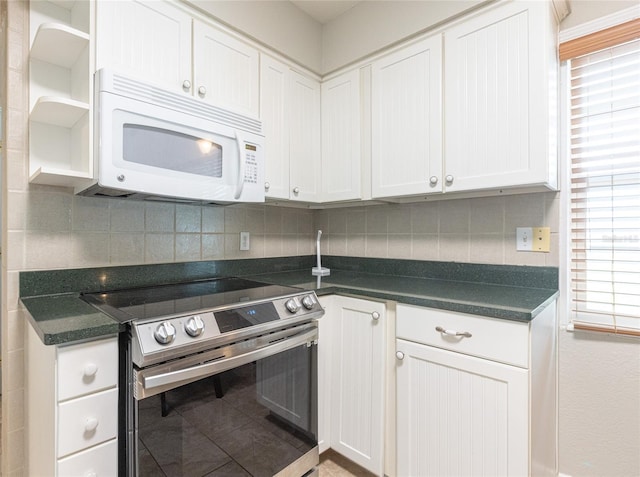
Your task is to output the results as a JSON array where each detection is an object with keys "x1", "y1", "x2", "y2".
[{"x1": 78, "y1": 69, "x2": 265, "y2": 204}]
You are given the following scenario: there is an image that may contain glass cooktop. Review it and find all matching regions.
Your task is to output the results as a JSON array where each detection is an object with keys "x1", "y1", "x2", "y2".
[{"x1": 81, "y1": 277, "x2": 303, "y2": 323}]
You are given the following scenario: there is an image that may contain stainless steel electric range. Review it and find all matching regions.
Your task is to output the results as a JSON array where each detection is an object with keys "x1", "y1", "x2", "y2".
[{"x1": 82, "y1": 277, "x2": 324, "y2": 477}]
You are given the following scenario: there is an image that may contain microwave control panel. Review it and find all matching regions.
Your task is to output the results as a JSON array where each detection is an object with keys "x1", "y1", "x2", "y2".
[{"x1": 244, "y1": 144, "x2": 258, "y2": 184}]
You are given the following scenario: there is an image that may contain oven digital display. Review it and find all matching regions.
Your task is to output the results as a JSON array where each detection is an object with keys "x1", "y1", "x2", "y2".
[{"x1": 215, "y1": 302, "x2": 280, "y2": 333}]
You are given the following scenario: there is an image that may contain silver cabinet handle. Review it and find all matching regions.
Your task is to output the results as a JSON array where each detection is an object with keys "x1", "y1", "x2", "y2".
[
  {"x1": 396, "y1": 351, "x2": 405, "y2": 360},
  {"x1": 436, "y1": 326, "x2": 471, "y2": 338},
  {"x1": 429, "y1": 176, "x2": 438, "y2": 185},
  {"x1": 182, "y1": 79, "x2": 191, "y2": 91},
  {"x1": 198, "y1": 85, "x2": 207, "y2": 96},
  {"x1": 293, "y1": 187, "x2": 300, "y2": 194},
  {"x1": 265, "y1": 182, "x2": 270, "y2": 191},
  {"x1": 445, "y1": 175, "x2": 454, "y2": 184},
  {"x1": 372, "y1": 311, "x2": 380, "y2": 320}
]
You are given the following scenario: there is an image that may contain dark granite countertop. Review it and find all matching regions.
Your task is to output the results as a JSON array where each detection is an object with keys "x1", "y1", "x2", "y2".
[
  {"x1": 22, "y1": 294, "x2": 121, "y2": 345},
  {"x1": 243, "y1": 269, "x2": 558, "y2": 321},
  {"x1": 21, "y1": 256, "x2": 558, "y2": 345}
]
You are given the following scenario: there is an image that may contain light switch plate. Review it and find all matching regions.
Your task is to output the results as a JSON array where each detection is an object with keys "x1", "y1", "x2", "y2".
[{"x1": 516, "y1": 227, "x2": 533, "y2": 251}]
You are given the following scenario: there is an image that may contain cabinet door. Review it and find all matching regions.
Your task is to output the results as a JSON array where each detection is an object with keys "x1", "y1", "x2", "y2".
[
  {"x1": 193, "y1": 20, "x2": 259, "y2": 116},
  {"x1": 289, "y1": 70, "x2": 321, "y2": 202},
  {"x1": 371, "y1": 36, "x2": 443, "y2": 199},
  {"x1": 330, "y1": 296, "x2": 385, "y2": 475},
  {"x1": 396, "y1": 339, "x2": 528, "y2": 477},
  {"x1": 260, "y1": 54, "x2": 290, "y2": 200},
  {"x1": 321, "y1": 70, "x2": 361, "y2": 202},
  {"x1": 444, "y1": 1, "x2": 554, "y2": 192},
  {"x1": 95, "y1": 0, "x2": 192, "y2": 93}
]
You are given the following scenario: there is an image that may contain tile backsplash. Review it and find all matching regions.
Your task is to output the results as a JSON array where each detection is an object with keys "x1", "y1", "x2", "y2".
[
  {"x1": 10, "y1": 189, "x2": 317, "y2": 270},
  {"x1": 315, "y1": 192, "x2": 560, "y2": 267}
]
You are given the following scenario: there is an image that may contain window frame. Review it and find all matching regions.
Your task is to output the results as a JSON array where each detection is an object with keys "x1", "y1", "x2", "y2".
[{"x1": 559, "y1": 7, "x2": 640, "y2": 336}]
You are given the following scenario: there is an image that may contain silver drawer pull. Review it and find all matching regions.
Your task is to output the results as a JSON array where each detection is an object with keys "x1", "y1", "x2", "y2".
[{"x1": 436, "y1": 326, "x2": 472, "y2": 338}]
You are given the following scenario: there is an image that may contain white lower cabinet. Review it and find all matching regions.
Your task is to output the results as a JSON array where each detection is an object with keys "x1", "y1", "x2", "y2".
[
  {"x1": 395, "y1": 303, "x2": 557, "y2": 477},
  {"x1": 396, "y1": 339, "x2": 528, "y2": 476},
  {"x1": 27, "y1": 324, "x2": 119, "y2": 476},
  {"x1": 318, "y1": 295, "x2": 386, "y2": 475}
]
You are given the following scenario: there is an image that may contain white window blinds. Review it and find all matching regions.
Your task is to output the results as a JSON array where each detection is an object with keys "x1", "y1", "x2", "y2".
[{"x1": 567, "y1": 32, "x2": 640, "y2": 336}]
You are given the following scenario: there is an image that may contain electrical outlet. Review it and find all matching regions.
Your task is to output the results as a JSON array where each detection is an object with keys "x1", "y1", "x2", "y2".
[
  {"x1": 516, "y1": 227, "x2": 533, "y2": 251},
  {"x1": 240, "y1": 232, "x2": 250, "y2": 251}
]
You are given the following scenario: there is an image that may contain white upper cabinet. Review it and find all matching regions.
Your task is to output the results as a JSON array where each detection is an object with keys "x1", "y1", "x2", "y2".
[
  {"x1": 371, "y1": 36, "x2": 443, "y2": 199},
  {"x1": 321, "y1": 69, "x2": 362, "y2": 202},
  {"x1": 95, "y1": 0, "x2": 192, "y2": 94},
  {"x1": 288, "y1": 70, "x2": 322, "y2": 202},
  {"x1": 193, "y1": 20, "x2": 259, "y2": 116},
  {"x1": 260, "y1": 56, "x2": 321, "y2": 202},
  {"x1": 96, "y1": 1, "x2": 259, "y2": 116},
  {"x1": 443, "y1": 0, "x2": 558, "y2": 193},
  {"x1": 260, "y1": 54, "x2": 291, "y2": 200}
]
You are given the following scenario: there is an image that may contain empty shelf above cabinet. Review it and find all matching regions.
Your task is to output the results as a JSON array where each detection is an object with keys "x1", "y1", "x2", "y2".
[
  {"x1": 30, "y1": 97, "x2": 89, "y2": 128},
  {"x1": 31, "y1": 23, "x2": 89, "y2": 68}
]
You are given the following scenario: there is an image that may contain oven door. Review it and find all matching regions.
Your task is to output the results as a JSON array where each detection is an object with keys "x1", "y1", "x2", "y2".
[{"x1": 128, "y1": 324, "x2": 318, "y2": 477}]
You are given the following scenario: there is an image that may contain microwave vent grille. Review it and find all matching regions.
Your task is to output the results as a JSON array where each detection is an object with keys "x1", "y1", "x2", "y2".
[{"x1": 107, "y1": 72, "x2": 262, "y2": 135}]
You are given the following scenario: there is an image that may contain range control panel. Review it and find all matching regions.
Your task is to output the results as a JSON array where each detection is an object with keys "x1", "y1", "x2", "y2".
[{"x1": 131, "y1": 291, "x2": 323, "y2": 367}]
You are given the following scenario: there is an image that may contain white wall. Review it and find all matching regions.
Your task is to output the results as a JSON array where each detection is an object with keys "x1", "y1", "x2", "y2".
[
  {"x1": 560, "y1": 0, "x2": 639, "y2": 30},
  {"x1": 321, "y1": 0, "x2": 487, "y2": 73},
  {"x1": 558, "y1": 332, "x2": 640, "y2": 476},
  {"x1": 188, "y1": 0, "x2": 323, "y2": 73}
]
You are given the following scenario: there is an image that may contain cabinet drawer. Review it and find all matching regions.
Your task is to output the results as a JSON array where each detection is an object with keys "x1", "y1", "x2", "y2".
[
  {"x1": 57, "y1": 438, "x2": 118, "y2": 476},
  {"x1": 396, "y1": 304, "x2": 529, "y2": 368},
  {"x1": 57, "y1": 388, "x2": 118, "y2": 458},
  {"x1": 57, "y1": 337, "x2": 118, "y2": 401}
]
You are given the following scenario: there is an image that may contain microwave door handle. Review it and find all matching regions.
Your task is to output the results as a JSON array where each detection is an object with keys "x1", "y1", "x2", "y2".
[{"x1": 234, "y1": 131, "x2": 246, "y2": 200}]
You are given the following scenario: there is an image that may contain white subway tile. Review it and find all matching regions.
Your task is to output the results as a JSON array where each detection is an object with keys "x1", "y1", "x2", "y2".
[
  {"x1": 439, "y1": 233, "x2": 470, "y2": 262},
  {"x1": 202, "y1": 234, "x2": 225, "y2": 260},
  {"x1": 73, "y1": 196, "x2": 111, "y2": 232},
  {"x1": 27, "y1": 191, "x2": 72, "y2": 231},
  {"x1": 145, "y1": 202, "x2": 175, "y2": 233},
  {"x1": 176, "y1": 204, "x2": 201, "y2": 233},
  {"x1": 439, "y1": 199, "x2": 470, "y2": 234},
  {"x1": 366, "y1": 234, "x2": 387, "y2": 258},
  {"x1": 145, "y1": 234, "x2": 175, "y2": 263},
  {"x1": 203, "y1": 207, "x2": 225, "y2": 233},
  {"x1": 110, "y1": 200, "x2": 145, "y2": 232},
  {"x1": 24, "y1": 231, "x2": 71, "y2": 269},
  {"x1": 110, "y1": 233, "x2": 144, "y2": 265}
]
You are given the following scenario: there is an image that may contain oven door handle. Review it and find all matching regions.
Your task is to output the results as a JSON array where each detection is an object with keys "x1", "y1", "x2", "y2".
[{"x1": 138, "y1": 327, "x2": 317, "y2": 397}]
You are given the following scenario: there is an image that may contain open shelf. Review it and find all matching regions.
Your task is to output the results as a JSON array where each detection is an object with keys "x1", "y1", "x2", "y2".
[
  {"x1": 29, "y1": 166, "x2": 93, "y2": 188},
  {"x1": 31, "y1": 22, "x2": 89, "y2": 68},
  {"x1": 30, "y1": 96, "x2": 89, "y2": 128}
]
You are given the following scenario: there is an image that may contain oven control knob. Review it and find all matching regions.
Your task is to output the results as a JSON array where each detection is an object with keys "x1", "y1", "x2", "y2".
[
  {"x1": 185, "y1": 315, "x2": 205, "y2": 337},
  {"x1": 154, "y1": 322, "x2": 176, "y2": 345},
  {"x1": 285, "y1": 298, "x2": 300, "y2": 313},
  {"x1": 301, "y1": 295, "x2": 315, "y2": 310}
]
